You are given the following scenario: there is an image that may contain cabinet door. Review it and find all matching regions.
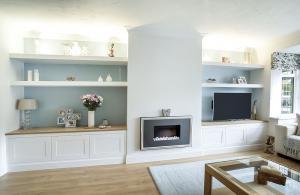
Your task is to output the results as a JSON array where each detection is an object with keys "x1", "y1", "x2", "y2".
[
  {"x1": 7, "y1": 136, "x2": 51, "y2": 164},
  {"x1": 246, "y1": 124, "x2": 267, "y2": 145},
  {"x1": 90, "y1": 131, "x2": 125, "y2": 159},
  {"x1": 52, "y1": 135, "x2": 89, "y2": 161},
  {"x1": 202, "y1": 127, "x2": 224, "y2": 147},
  {"x1": 225, "y1": 126, "x2": 246, "y2": 146}
]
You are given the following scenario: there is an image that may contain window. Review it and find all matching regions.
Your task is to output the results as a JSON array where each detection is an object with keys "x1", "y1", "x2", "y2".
[{"x1": 281, "y1": 71, "x2": 295, "y2": 114}]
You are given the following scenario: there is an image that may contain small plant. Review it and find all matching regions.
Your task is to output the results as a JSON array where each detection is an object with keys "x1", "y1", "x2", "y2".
[{"x1": 80, "y1": 94, "x2": 104, "y2": 111}]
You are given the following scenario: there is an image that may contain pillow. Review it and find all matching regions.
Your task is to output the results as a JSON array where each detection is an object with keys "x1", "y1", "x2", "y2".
[{"x1": 297, "y1": 113, "x2": 300, "y2": 136}]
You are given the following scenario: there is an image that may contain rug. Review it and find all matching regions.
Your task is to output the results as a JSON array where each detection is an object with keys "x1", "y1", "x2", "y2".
[{"x1": 148, "y1": 156, "x2": 252, "y2": 195}]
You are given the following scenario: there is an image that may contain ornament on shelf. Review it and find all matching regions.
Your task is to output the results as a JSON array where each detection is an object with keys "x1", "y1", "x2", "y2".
[
  {"x1": 162, "y1": 109, "x2": 171, "y2": 117},
  {"x1": 70, "y1": 42, "x2": 82, "y2": 56},
  {"x1": 108, "y1": 43, "x2": 115, "y2": 57},
  {"x1": 27, "y1": 70, "x2": 33, "y2": 81},
  {"x1": 66, "y1": 76, "x2": 76, "y2": 81},
  {"x1": 34, "y1": 69, "x2": 39, "y2": 81},
  {"x1": 221, "y1": 56, "x2": 230, "y2": 63},
  {"x1": 105, "y1": 74, "x2": 113, "y2": 82},
  {"x1": 98, "y1": 75, "x2": 103, "y2": 82},
  {"x1": 243, "y1": 47, "x2": 254, "y2": 64},
  {"x1": 207, "y1": 78, "x2": 217, "y2": 83}
]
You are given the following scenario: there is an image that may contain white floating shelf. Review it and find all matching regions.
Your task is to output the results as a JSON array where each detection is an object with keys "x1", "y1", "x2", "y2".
[
  {"x1": 202, "y1": 83, "x2": 264, "y2": 88},
  {"x1": 9, "y1": 53, "x2": 128, "y2": 66},
  {"x1": 11, "y1": 81, "x2": 127, "y2": 87},
  {"x1": 202, "y1": 61, "x2": 264, "y2": 70}
]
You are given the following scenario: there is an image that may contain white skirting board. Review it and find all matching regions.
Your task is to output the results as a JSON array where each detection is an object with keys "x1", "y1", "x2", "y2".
[
  {"x1": 126, "y1": 144, "x2": 264, "y2": 164},
  {"x1": 126, "y1": 147, "x2": 203, "y2": 164},
  {"x1": 8, "y1": 157, "x2": 125, "y2": 172}
]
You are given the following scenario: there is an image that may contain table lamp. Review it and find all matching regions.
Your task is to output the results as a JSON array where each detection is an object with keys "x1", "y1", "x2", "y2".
[{"x1": 17, "y1": 99, "x2": 38, "y2": 129}]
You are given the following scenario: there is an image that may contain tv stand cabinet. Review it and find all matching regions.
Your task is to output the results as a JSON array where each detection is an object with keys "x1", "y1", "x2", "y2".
[{"x1": 201, "y1": 120, "x2": 267, "y2": 154}]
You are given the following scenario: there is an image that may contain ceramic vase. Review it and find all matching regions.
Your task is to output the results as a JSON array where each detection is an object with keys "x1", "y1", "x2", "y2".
[{"x1": 88, "y1": 111, "x2": 95, "y2": 128}]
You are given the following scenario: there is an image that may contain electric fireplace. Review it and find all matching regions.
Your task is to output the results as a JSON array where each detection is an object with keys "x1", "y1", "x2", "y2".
[{"x1": 140, "y1": 116, "x2": 192, "y2": 150}]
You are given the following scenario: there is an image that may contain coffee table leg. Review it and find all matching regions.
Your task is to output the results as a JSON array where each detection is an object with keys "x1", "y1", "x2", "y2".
[{"x1": 204, "y1": 170, "x2": 212, "y2": 195}]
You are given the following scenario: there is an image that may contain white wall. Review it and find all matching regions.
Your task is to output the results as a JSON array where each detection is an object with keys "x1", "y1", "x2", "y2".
[
  {"x1": 256, "y1": 32, "x2": 300, "y2": 136},
  {"x1": 0, "y1": 133, "x2": 7, "y2": 176},
  {"x1": 0, "y1": 17, "x2": 24, "y2": 176},
  {"x1": 126, "y1": 25, "x2": 203, "y2": 163}
]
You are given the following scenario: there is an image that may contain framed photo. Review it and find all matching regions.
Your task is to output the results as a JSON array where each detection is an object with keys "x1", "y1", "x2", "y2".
[
  {"x1": 57, "y1": 117, "x2": 65, "y2": 126},
  {"x1": 238, "y1": 76, "x2": 247, "y2": 84},
  {"x1": 65, "y1": 120, "x2": 76, "y2": 128},
  {"x1": 58, "y1": 110, "x2": 66, "y2": 116}
]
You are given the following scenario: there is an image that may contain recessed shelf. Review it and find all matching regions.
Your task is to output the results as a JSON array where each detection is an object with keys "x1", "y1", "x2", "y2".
[
  {"x1": 202, "y1": 61, "x2": 264, "y2": 70},
  {"x1": 202, "y1": 83, "x2": 264, "y2": 88},
  {"x1": 9, "y1": 53, "x2": 128, "y2": 66},
  {"x1": 11, "y1": 81, "x2": 127, "y2": 87}
]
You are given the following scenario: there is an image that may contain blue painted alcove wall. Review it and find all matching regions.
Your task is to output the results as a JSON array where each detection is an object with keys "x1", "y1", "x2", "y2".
[
  {"x1": 24, "y1": 63, "x2": 127, "y2": 127},
  {"x1": 202, "y1": 66, "x2": 254, "y2": 121}
]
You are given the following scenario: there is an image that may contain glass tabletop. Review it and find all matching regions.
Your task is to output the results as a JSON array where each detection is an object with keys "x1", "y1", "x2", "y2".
[{"x1": 213, "y1": 157, "x2": 300, "y2": 195}]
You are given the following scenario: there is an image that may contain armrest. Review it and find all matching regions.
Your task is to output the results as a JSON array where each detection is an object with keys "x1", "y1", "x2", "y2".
[
  {"x1": 274, "y1": 125, "x2": 298, "y2": 153},
  {"x1": 275, "y1": 124, "x2": 297, "y2": 138}
]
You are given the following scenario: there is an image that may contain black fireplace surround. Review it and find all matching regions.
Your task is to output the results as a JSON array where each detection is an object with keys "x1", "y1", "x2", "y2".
[{"x1": 140, "y1": 116, "x2": 192, "y2": 150}]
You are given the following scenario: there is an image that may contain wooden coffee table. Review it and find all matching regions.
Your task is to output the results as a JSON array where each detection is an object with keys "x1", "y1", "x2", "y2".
[{"x1": 204, "y1": 157, "x2": 300, "y2": 195}]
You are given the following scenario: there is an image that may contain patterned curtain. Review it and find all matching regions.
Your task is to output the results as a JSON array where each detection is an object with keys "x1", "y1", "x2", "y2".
[{"x1": 271, "y1": 52, "x2": 300, "y2": 71}]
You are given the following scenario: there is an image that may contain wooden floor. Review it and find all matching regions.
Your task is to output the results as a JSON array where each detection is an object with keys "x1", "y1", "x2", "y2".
[{"x1": 0, "y1": 150, "x2": 299, "y2": 195}]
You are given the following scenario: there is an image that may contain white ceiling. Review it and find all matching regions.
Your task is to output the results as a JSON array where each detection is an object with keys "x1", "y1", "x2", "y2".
[{"x1": 1, "y1": 0, "x2": 300, "y2": 46}]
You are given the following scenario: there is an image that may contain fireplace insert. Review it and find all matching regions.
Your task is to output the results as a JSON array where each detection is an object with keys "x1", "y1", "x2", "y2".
[{"x1": 140, "y1": 116, "x2": 192, "y2": 150}]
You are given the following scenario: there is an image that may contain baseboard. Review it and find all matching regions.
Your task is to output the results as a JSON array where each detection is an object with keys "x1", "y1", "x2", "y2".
[
  {"x1": 8, "y1": 156, "x2": 125, "y2": 172},
  {"x1": 201, "y1": 144, "x2": 264, "y2": 155},
  {"x1": 126, "y1": 147, "x2": 203, "y2": 164},
  {"x1": 126, "y1": 144, "x2": 263, "y2": 164}
]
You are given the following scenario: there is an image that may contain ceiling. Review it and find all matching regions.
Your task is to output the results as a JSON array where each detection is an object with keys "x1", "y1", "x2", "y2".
[{"x1": 0, "y1": 0, "x2": 300, "y2": 47}]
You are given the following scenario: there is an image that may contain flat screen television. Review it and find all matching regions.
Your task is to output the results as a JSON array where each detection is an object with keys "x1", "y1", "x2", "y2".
[{"x1": 213, "y1": 93, "x2": 252, "y2": 120}]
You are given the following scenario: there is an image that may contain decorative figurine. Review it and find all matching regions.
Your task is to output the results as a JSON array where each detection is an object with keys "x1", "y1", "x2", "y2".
[
  {"x1": 221, "y1": 56, "x2": 230, "y2": 63},
  {"x1": 105, "y1": 74, "x2": 113, "y2": 82},
  {"x1": 66, "y1": 76, "x2": 76, "y2": 81},
  {"x1": 207, "y1": 78, "x2": 217, "y2": 83},
  {"x1": 108, "y1": 43, "x2": 115, "y2": 57},
  {"x1": 98, "y1": 75, "x2": 103, "y2": 82},
  {"x1": 70, "y1": 42, "x2": 82, "y2": 56},
  {"x1": 162, "y1": 109, "x2": 171, "y2": 117}
]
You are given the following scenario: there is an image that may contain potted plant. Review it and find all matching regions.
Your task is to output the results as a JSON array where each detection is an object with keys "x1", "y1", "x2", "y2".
[{"x1": 80, "y1": 94, "x2": 104, "y2": 128}]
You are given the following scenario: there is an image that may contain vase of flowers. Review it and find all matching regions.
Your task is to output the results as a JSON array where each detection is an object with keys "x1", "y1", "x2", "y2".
[{"x1": 80, "y1": 94, "x2": 104, "y2": 128}]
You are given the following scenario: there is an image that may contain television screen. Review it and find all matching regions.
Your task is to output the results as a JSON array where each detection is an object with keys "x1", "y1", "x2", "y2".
[{"x1": 213, "y1": 93, "x2": 252, "y2": 120}]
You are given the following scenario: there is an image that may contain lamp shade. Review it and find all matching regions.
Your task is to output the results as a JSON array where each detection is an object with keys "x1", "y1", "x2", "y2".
[{"x1": 17, "y1": 99, "x2": 38, "y2": 110}]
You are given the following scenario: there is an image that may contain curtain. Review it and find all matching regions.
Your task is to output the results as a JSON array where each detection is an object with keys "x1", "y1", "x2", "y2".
[{"x1": 271, "y1": 52, "x2": 300, "y2": 71}]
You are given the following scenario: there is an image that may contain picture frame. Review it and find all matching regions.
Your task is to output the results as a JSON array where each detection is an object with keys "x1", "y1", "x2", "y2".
[
  {"x1": 57, "y1": 117, "x2": 65, "y2": 126},
  {"x1": 65, "y1": 120, "x2": 76, "y2": 128},
  {"x1": 238, "y1": 76, "x2": 247, "y2": 84}
]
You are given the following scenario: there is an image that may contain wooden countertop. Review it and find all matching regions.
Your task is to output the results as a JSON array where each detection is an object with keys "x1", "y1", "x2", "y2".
[
  {"x1": 6, "y1": 125, "x2": 127, "y2": 135},
  {"x1": 202, "y1": 120, "x2": 266, "y2": 126}
]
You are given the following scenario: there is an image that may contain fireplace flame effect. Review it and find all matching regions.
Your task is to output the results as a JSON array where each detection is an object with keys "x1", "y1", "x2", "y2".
[{"x1": 153, "y1": 136, "x2": 180, "y2": 142}]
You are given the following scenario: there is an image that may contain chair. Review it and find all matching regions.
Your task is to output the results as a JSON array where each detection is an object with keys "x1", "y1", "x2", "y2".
[{"x1": 275, "y1": 124, "x2": 300, "y2": 160}]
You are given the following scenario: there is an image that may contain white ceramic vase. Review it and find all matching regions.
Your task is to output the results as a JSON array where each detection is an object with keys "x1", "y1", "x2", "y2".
[{"x1": 88, "y1": 111, "x2": 95, "y2": 128}]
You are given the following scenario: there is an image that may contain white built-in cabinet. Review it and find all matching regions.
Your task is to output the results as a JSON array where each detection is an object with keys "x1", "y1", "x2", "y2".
[
  {"x1": 6, "y1": 130, "x2": 126, "y2": 172},
  {"x1": 52, "y1": 135, "x2": 90, "y2": 161},
  {"x1": 201, "y1": 121, "x2": 267, "y2": 151},
  {"x1": 7, "y1": 136, "x2": 51, "y2": 164}
]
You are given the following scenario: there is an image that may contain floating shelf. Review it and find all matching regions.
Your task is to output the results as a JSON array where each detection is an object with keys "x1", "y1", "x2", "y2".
[
  {"x1": 11, "y1": 81, "x2": 127, "y2": 87},
  {"x1": 202, "y1": 83, "x2": 264, "y2": 88},
  {"x1": 202, "y1": 61, "x2": 264, "y2": 70},
  {"x1": 9, "y1": 53, "x2": 128, "y2": 66}
]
